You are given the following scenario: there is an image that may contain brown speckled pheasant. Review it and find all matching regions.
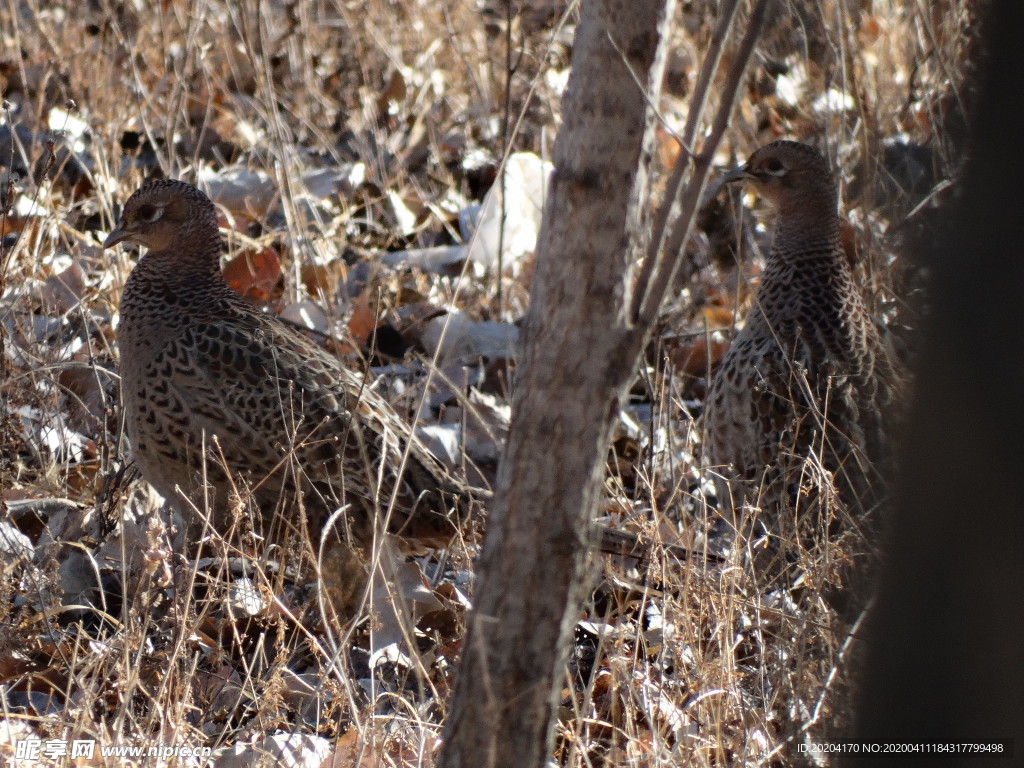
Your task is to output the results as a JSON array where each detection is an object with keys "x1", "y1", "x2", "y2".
[
  {"x1": 704, "y1": 141, "x2": 903, "y2": 519},
  {"x1": 105, "y1": 179, "x2": 468, "y2": 548}
]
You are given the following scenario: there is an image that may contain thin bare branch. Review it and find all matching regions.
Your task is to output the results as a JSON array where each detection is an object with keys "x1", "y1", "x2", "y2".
[
  {"x1": 628, "y1": 0, "x2": 742, "y2": 322},
  {"x1": 634, "y1": 0, "x2": 772, "y2": 327}
]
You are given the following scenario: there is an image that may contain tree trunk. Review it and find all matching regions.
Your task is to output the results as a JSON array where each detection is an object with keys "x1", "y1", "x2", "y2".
[
  {"x1": 851, "y1": 1, "x2": 1024, "y2": 763},
  {"x1": 436, "y1": 0, "x2": 674, "y2": 765}
]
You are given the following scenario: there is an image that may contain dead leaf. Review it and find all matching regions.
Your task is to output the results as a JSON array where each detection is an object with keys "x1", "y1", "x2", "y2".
[
  {"x1": 657, "y1": 125, "x2": 681, "y2": 169},
  {"x1": 300, "y1": 262, "x2": 346, "y2": 301},
  {"x1": 671, "y1": 337, "x2": 729, "y2": 379},
  {"x1": 223, "y1": 247, "x2": 282, "y2": 303},
  {"x1": 347, "y1": 287, "x2": 380, "y2": 347},
  {"x1": 700, "y1": 305, "x2": 737, "y2": 328}
]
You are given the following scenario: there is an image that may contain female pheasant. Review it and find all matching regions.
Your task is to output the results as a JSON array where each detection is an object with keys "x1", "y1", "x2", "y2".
[
  {"x1": 105, "y1": 179, "x2": 468, "y2": 548},
  {"x1": 704, "y1": 141, "x2": 903, "y2": 522}
]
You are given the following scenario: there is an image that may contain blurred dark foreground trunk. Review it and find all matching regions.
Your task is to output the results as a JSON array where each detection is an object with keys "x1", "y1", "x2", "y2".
[{"x1": 851, "y1": 1, "x2": 1024, "y2": 764}]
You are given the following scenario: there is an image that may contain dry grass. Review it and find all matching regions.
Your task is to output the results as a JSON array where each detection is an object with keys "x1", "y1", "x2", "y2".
[{"x1": 0, "y1": 0, "x2": 977, "y2": 765}]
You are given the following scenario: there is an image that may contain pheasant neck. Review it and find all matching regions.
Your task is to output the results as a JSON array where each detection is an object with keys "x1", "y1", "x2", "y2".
[
  {"x1": 770, "y1": 210, "x2": 842, "y2": 266},
  {"x1": 132, "y1": 240, "x2": 226, "y2": 293}
]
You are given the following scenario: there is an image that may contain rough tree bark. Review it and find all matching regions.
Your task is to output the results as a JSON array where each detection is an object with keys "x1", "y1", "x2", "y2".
[
  {"x1": 436, "y1": 0, "x2": 675, "y2": 765},
  {"x1": 437, "y1": 0, "x2": 769, "y2": 763}
]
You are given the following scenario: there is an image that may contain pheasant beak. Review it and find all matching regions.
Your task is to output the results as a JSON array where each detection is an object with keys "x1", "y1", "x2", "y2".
[
  {"x1": 722, "y1": 163, "x2": 753, "y2": 184},
  {"x1": 103, "y1": 225, "x2": 134, "y2": 249}
]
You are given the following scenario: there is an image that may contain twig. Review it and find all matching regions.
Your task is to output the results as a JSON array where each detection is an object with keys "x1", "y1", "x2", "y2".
[
  {"x1": 628, "y1": 0, "x2": 742, "y2": 323},
  {"x1": 633, "y1": 0, "x2": 772, "y2": 327}
]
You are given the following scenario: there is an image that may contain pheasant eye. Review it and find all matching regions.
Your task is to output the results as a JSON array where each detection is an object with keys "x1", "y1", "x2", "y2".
[{"x1": 137, "y1": 203, "x2": 161, "y2": 222}]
